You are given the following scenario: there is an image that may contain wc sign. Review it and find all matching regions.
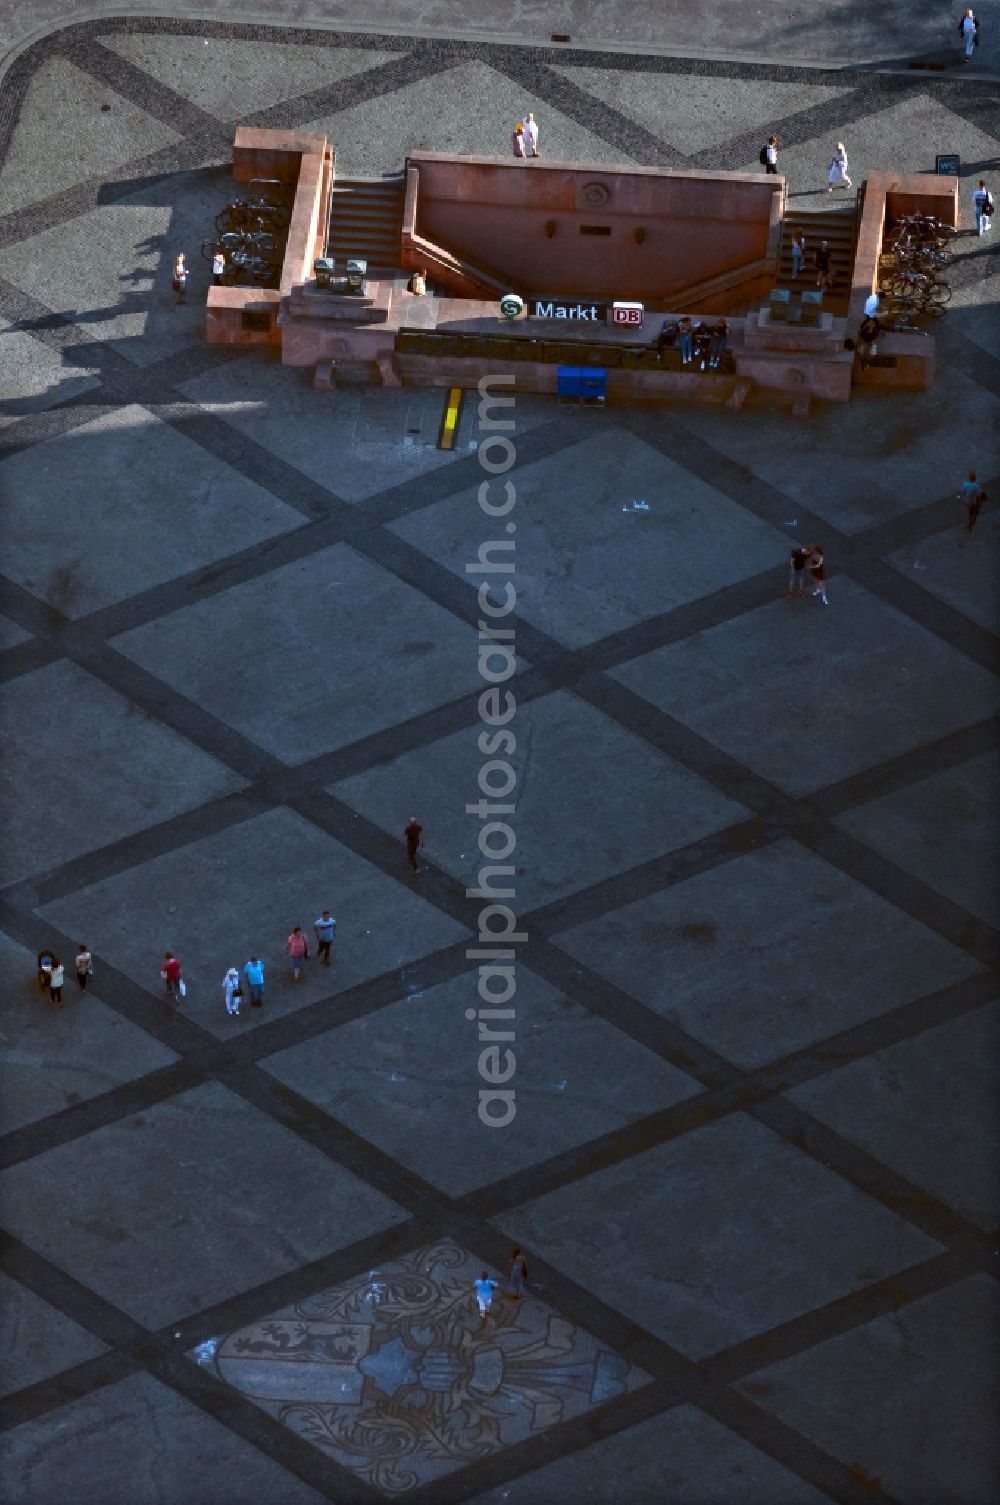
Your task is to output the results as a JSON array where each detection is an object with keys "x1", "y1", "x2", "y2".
[{"x1": 611, "y1": 301, "x2": 644, "y2": 327}]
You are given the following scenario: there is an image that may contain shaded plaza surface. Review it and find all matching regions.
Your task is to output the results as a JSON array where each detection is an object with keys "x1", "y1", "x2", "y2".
[{"x1": 0, "y1": 16, "x2": 999, "y2": 1505}]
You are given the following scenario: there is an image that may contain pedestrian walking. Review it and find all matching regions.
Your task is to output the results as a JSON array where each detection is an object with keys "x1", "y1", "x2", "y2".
[
  {"x1": 810, "y1": 545, "x2": 829, "y2": 605},
  {"x1": 245, "y1": 955, "x2": 265, "y2": 1008},
  {"x1": 172, "y1": 252, "x2": 188, "y2": 305},
  {"x1": 48, "y1": 959, "x2": 65, "y2": 1007},
  {"x1": 512, "y1": 120, "x2": 525, "y2": 158},
  {"x1": 958, "y1": 8, "x2": 979, "y2": 61},
  {"x1": 314, "y1": 910, "x2": 336, "y2": 967},
  {"x1": 788, "y1": 545, "x2": 812, "y2": 596},
  {"x1": 760, "y1": 134, "x2": 778, "y2": 174},
  {"x1": 972, "y1": 180, "x2": 993, "y2": 236},
  {"x1": 523, "y1": 112, "x2": 540, "y2": 157},
  {"x1": 161, "y1": 950, "x2": 183, "y2": 1001},
  {"x1": 826, "y1": 142, "x2": 852, "y2": 192},
  {"x1": 222, "y1": 966, "x2": 242, "y2": 1017},
  {"x1": 37, "y1": 948, "x2": 56, "y2": 992},
  {"x1": 75, "y1": 945, "x2": 93, "y2": 992},
  {"x1": 814, "y1": 240, "x2": 832, "y2": 291},
  {"x1": 709, "y1": 318, "x2": 729, "y2": 368},
  {"x1": 960, "y1": 471, "x2": 987, "y2": 532},
  {"x1": 474, "y1": 1271, "x2": 500, "y2": 1328},
  {"x1": 405, "y1": 817, "x2": 423, "y2": 872},
  {"x1": 211, "y1": 249, "x2": 225, "y2": 285},
  {"x1": 286, "y1": 926, "x2": 309, "y2": 980},
  {"x1": 506, "y1": 1247, "x2": 529, "y2": 1300},
  {"x1": 790, "y1": 228, "x2": 806, "y2": 280}
]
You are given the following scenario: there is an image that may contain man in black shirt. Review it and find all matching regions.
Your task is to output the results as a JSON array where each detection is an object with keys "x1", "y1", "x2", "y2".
[
  {"x1": 788, "y1": 546, "x2": 812, "y2": 597},
  {"x1": 404, "y1": 817, "x2": 423, "y2": 871},
  {"x1": 814, "y1": 241, "x2": 832, "y2": 291}
]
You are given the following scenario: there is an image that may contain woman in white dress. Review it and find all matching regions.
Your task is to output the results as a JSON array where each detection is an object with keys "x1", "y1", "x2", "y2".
[
  {"x1": 827, "y1": 143, "x2": 852, "y2": 192},
  {"x1": 222, "y1": 966, "x2": 242, "y2": 1016}
]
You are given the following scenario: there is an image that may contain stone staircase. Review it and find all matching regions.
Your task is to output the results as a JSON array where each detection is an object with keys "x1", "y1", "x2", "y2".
[
  {"x1": 326, "y1": 175, "x2": 405, "y2": 269},
  {"x1": 775, "y1": 205, "x2": 858, "y2": 315}
]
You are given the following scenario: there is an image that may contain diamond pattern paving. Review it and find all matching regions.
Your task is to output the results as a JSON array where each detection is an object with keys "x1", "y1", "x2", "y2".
[
  {"x1": 190, "y1": 1239, "x2": 649, "y2": 1495},
  {"x1": 0, "y1": 16, "x2": 997, "y2": 1505}
]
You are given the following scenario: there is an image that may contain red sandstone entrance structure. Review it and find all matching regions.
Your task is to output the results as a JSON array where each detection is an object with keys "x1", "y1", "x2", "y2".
[{"x1": 205, "y1": 128, "x2": 959, "y2": 417}]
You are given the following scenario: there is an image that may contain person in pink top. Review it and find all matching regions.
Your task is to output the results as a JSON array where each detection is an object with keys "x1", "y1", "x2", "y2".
[{"x1": 286, "y1": 926, "x2": 309, "y2": 981}]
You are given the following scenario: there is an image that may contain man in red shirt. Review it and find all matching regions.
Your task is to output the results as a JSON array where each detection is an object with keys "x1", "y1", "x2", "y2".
[{"x1": 161, "y1": 951, "x2": 182, "y2": 1000}]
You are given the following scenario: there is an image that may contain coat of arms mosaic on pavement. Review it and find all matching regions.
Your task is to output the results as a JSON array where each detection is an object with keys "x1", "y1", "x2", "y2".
[{"x1": 190, "y1": 1239, "x2": 650, "y2": 1494}]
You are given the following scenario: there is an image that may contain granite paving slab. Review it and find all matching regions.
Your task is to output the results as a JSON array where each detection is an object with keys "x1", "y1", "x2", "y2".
[
  {"x1": 0, "y1": 659, "x2": 246, "y2": 888},
  {"x1": 834, "y1": 750, "x2": 1000, "y2": 929},
  {"x1": 111, "y1": 544, "x2": 488, "y2": 763},
  {"x1": 787, "y1": 1000, "x2": 1000, "y2": 1230},
  {"x1": 733, "y1": 1275, "x2": 1000, "y2": 1505},
  {"x1": 100, "y1": 33, "x2": 397, "y2": 122},
  {"x1": 0, "y1": 929, "x2": 178, "y2": 1135},
  {"x1": 390, "y1": 427, "x2": 793, "y2": 650},
  {"x1": 888, "y1": 514, "x2": 1000, "y2": 637},
  {"x1": 0, "y1": 1370, "x2": 328, "y2": 1504},
  {"x1": 331, "y1": 687, "x2": 749, "y2": 908},
  {"x1": 0, "y1": 56, "x2": 180, "y2": 216},
  {"x1": 262, "y1": 965, "x2": 700, "y2": 1196},
  {"x1": 611, "y1": 577, "x2": 1000, "y2": 795},
  {"x1": 554, "y1": 839, "x2": 982, "y2": 1069},
  {"x1": 0, "y1": 1080, "x2": 408, "y2": 1328},
  {"x1": 0, "y1": 403, "x2": 306, "y2": 616},
  {"x1": 38, "y1": 807, "x2": 470, "y2": 1040},
  {"x1": 500, "y1": 1114, "x2": 942, "y2": 1359},
  {"x1": 299, "y1": 60, "x2": 635, "y2": 177},
  {"x1": 0, "y1": 1271, "x2": 106, "y2": 1399},
  {"x1": 468, "y1": 1402, "x2": 834, "y2": 1505}
]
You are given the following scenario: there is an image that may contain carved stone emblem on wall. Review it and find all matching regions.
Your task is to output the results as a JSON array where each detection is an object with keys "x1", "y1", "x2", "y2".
[{"x1": 581, "y1": 180, "x2": 611, "y2": 206}]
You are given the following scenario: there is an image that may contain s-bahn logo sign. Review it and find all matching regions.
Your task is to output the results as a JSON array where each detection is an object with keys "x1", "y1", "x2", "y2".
[{"x1": 529, "y1": 297, "x2": 607, "y2": 321}]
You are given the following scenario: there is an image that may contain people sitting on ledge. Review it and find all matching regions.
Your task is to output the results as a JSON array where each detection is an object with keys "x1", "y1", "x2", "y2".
[
  {"x1": 656, "y1": 316, "x2": 730, "y2": 369},
  {"x1": 677, "y1": 316, "x2": 694, "y2": 364},
  {"x1": 710, "y1": 318, "x2": 729, "y2": 368}
]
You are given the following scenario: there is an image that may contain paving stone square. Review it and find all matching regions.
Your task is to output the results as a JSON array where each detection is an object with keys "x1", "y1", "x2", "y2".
[
  {"x1": 733, "y1": 1275, "x2": 1000, "y2": 1505},
  {"x1": 500, "y1": 1114, "x2": 942, "y2": 1359},
  {"x1": 1, "y1": 1370, "x2": 330, "y2": 1505},
  {"x1": 554, "y1": 840, "x2": 982, "y2": 1069},
  {"x1": 1, "y1": 13, "x2": 998, "y2": 1504},
  {"x1": 0, "y1": 1272, "x2": 106, "y2": 1398},
  {"x1": 190, "y1": 1238, "x2": 650, "y2": 1496},
  {"x1": 0, "y1": 166, "x2": 231, "y2": 368},
  {"x1": 332, "y1": 687, "x2": 748, "y2": 908},
  {"x1": 0, "y1": 1080, "x2": 408, "y2": 1328},
  {"x1": 0, "y1": 314, "x2": 100, "y2": 427},
  {"x1": 38, "y1": 807, "x2": 470, "y2": 1039},
  {"x1": 888, "y1": 514, "x2": 1000, "y2": 635},
  {"x1": 674, "y1": 368, "x2": 1000, "y2": 534},
  {"x1": 390, "y1": 427, "x2": 793, "y2": 649},
  {"x1": 0, "y1": 56, "x2": 180, "y2": 215},
  {"x1": 0, "y1": 403, "x2": 305, "y2": 615},
  {"x1": 0, "y1": 658, "x2": 245, "y2": 887},
  {"x1": 834, "y1": 750, "x2": 1000, "y2": 929},
  {"x1": 469, "y1": 1403, "x2": 833, "y2": 1505},
  {"x1": 0, "y1": 930, "x2": 178, "y2": 1135},
  {"x1": 299, "y1": 61, "x2": 629, "y2": 177},
  {"x1": 263, "y1": 965, "x2": 700, "y2": 1196},
  {"x1": 100, "y1": 33, "x2": 397, "y2": 121},
  {"x1": 611, "y1": 577, "x2": 1000, "y2": 795},
  {"x1": 787, "y1": 1001, "x2": 1000, "y2": 1229},
  {"x1": 178, "y1": 356, "x2": 485, "y2": 503},
  {"x1": 112, "y1": 544, "x2": 487, "y2": 762}
]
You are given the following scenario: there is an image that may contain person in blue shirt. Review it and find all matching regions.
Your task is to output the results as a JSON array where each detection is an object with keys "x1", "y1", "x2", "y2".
[
  {"x1": 244, "y1": 955, "x2": 265, "y2": 1008},
  {"x1": 314, "y1": 911, "x2": 336, "y2": 967}
]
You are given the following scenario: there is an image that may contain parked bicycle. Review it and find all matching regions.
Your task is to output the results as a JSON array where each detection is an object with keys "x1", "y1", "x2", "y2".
[{"x1": 215, "y1": 179, "x2": 290, "y2": 236}]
